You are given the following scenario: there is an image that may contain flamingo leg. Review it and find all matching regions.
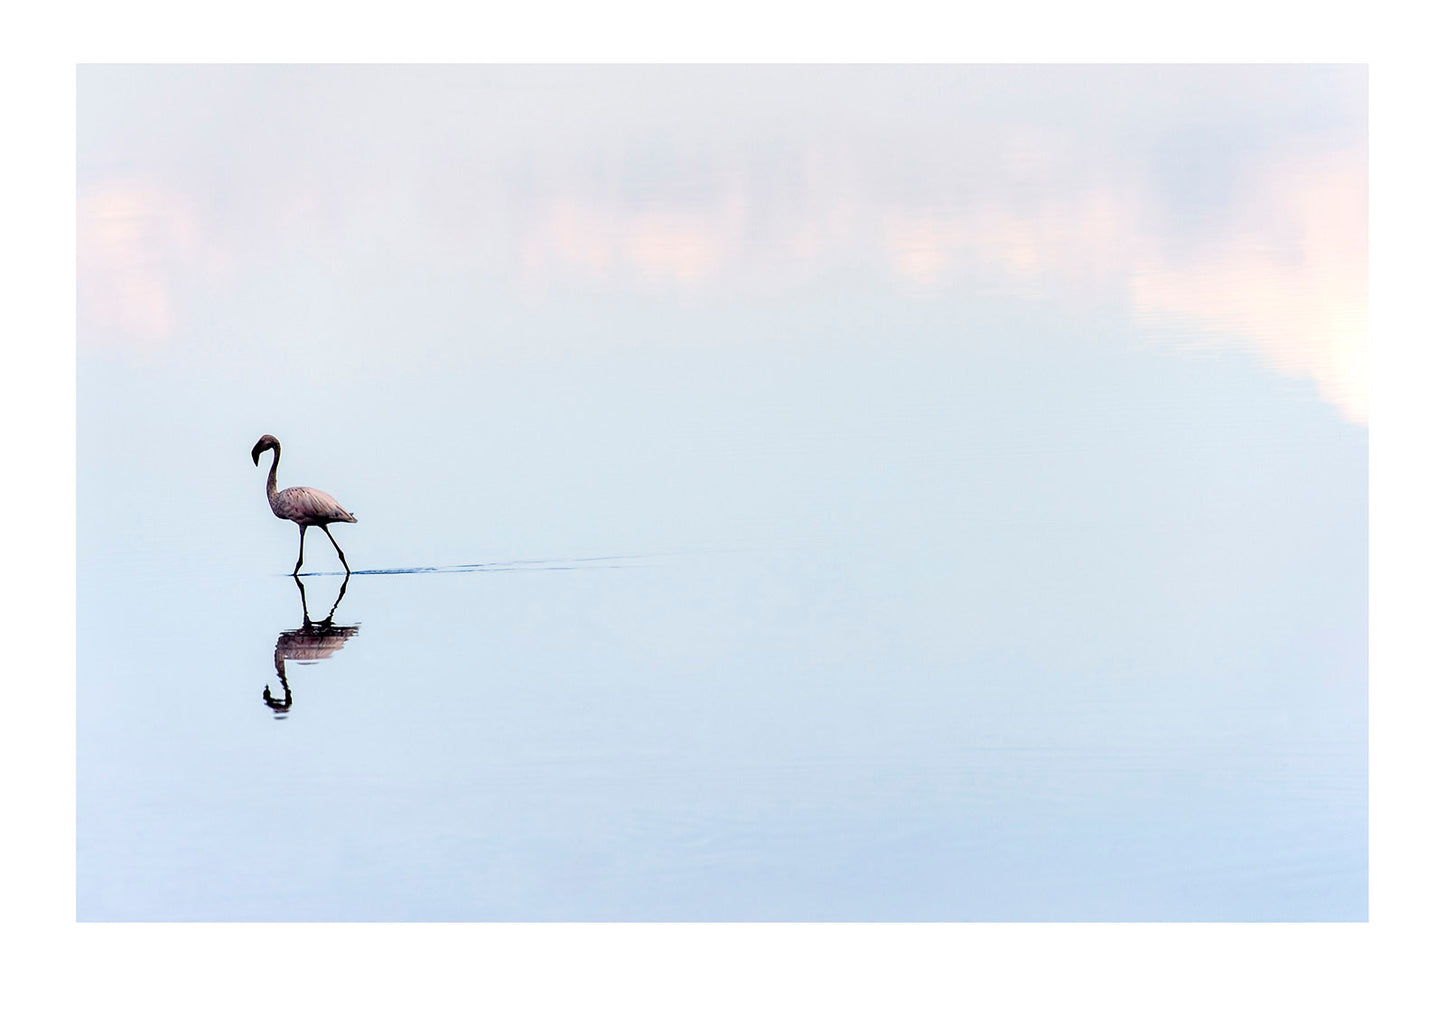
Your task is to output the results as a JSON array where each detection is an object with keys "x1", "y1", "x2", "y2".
[
  {"x1": 294, "y1": 525, "x2": 308, "y2": 577},
  {"x1": 293, "y1": 573, "x2": 311, "y2": 622},
  {"x1": 325, "y1": 573, "x2": 351, "y2": 622},
  {"x1": 321, "y1": 524, "x2": 351, "y2": 576}
]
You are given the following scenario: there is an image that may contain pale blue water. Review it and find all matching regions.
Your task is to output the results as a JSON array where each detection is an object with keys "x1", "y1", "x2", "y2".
[{"x1": 77, "y1": 64, "x2": 1367, "y2": 921}]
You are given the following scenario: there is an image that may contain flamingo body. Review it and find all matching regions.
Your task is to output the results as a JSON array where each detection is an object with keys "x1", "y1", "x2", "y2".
[{"x1": 270, "y1": 484, "x2": 357, "y2": 527}]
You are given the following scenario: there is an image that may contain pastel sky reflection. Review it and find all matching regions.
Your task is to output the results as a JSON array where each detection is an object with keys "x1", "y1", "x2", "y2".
[{"x1": 77, "y1": 64, "x2": 1367, "y2": 422}]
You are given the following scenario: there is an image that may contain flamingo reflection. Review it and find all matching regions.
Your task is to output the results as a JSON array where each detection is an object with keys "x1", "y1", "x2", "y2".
[{"x1": 265, "y1": 575, "x2": 361, "y2": 715}]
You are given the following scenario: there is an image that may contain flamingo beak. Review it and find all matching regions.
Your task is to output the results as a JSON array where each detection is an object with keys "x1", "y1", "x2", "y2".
[{"x1": 251, "y1": 439, "x2": 266, "y2": 465}]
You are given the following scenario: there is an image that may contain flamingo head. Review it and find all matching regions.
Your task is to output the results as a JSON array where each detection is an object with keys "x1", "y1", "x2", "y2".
[{"x1": 251, "y1": 434, "x2": 279, "y2": 465}]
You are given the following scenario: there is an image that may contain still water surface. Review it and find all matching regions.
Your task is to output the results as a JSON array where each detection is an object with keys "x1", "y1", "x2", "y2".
[{"x1": 77, "y1": 65, "x2": 1366, "y2": 921}]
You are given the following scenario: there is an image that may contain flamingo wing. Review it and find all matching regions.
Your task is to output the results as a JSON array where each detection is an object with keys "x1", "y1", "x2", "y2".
[{"x1": 276, "y1": 486, "x2": 357, "y2": 524}]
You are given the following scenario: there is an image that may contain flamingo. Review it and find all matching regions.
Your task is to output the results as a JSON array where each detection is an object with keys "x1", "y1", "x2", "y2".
[{"x1": 251, "y1": 434, "x2": 358, "y2": 576}]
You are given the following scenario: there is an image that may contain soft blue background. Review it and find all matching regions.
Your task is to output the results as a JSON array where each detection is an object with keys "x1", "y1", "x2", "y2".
[{"x1": 77, "y1": 65, "x2": 1366, "y2": 920}]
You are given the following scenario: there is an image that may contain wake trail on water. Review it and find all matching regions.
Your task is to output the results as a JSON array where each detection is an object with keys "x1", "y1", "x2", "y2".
[
  {"x1": 291, "y1": 552, "x2": 672, "y2": 578},
  {"x1": 284, "y1": 546, "x2": 764, "y2": 579}
]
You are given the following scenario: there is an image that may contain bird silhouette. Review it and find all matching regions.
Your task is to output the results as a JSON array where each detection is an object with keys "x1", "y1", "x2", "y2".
[
  {"x1": 264, "y1": 574, "x2": 361, "y2": 715},
  {"x1": 251, "y1": 434, "x2": 357, "y2": 576}
]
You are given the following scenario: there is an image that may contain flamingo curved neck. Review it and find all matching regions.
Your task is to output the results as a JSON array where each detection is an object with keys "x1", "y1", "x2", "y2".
[{"x1": 265, "y1": 445, "x2": 281, "y2": 507}]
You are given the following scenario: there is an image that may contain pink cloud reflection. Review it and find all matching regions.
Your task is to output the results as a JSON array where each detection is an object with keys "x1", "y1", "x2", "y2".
[
  {"x1": 77, "y1": 182, "x2": 207, "y2": 350},
  {"x1": 876, "y1": 152, "x2": 1367, "y2": 423},
  {"x1": 1129, "y1": 155, "x2": 1368, "y2": 423},
  {"x1": 519, "y1": 192, "x2": 749, "y2": 292}
]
